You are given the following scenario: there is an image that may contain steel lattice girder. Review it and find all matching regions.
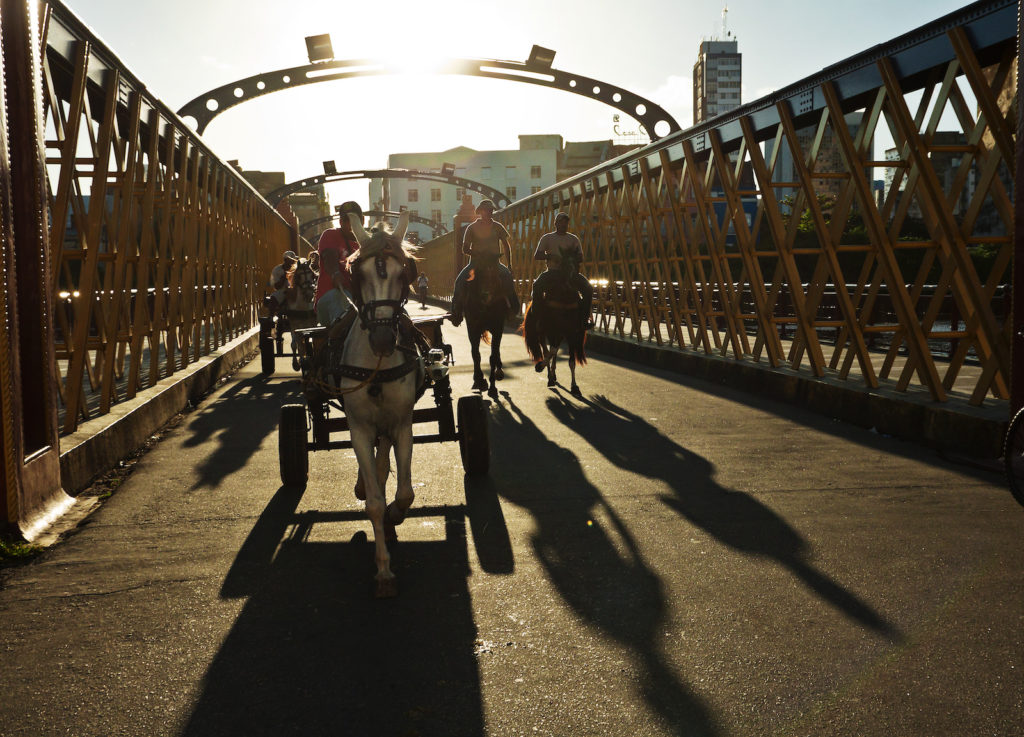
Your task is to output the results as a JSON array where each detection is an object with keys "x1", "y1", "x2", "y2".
[{"x1": 265, "y1": 168, "x2": 510, "y2": 207}]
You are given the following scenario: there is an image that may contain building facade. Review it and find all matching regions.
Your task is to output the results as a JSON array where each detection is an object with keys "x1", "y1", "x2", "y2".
[
  {"x1": 371, "y1": 135, "x2": 629, "y2": 243},
  {"x1": 693, "y1": 39, "x2": 742, "y2": 125}
]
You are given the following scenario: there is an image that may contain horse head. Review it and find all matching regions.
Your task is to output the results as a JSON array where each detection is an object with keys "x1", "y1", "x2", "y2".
[
  {"x1": 346, "y1": 211, "x2": 418, "y2": 356},
  {"x1": 288, "y1": 258, "x2": 317, "y2": 308}
]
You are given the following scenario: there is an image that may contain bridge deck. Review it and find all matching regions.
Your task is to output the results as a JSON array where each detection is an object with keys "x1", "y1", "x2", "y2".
[{"x1": 4, "y1": 309, "x2": 1022, "y2": 736}]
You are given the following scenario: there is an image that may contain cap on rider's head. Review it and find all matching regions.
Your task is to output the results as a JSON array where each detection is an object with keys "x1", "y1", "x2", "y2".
[
  {"x1": 283, "y1": 250, "x2": 298, "y2": 261},
  {"x1": 476, "y1": 199, "x2": 496, "y2": 213},
  {"x1": 337, "y1": 201, "x2": 363, "y2": 219}
]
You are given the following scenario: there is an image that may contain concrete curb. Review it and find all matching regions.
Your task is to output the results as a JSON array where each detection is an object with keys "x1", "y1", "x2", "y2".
[
  {"x1": 585, "y1": 332, "x2": 1008, "y2": 459},
  {"x1": 58, "y1": 327, "x2": 261, "y2": 496}
]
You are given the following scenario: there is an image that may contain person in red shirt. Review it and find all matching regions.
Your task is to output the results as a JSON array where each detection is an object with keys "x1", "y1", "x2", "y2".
[{"x1": 316, "y1": 201, "x2": 363, "y2": 326}]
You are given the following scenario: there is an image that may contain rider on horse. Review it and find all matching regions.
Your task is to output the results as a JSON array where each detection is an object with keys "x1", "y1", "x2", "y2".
[
  {"x1": 266, "y1": 250, "x2": 298, "y2": 317},
  {"x1": 449, "y1": 199, "x2": 520, "y2": 327},
  {"x1": 315, "y1": 200, "x2": 364, "y2": 330},
  {"x1": 531, "y1": 212, "x2": 594, "y2": 329}
]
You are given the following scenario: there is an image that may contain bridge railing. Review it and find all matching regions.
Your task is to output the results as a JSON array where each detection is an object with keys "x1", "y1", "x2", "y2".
[
  {"x1": 41, "y1": 0, "x2": 295, "y2": 434},
  {"x1": 452, "y1": 0, "x2": 1016, "y2": 406}
]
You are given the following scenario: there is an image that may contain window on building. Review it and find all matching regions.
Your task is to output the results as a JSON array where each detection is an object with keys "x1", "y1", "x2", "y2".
[
  {"x1": 530, "y1": 165, "x2": 542, "y2": 179},
  {"x1": 455, "y1": 187, "x2": 465, "y2": 200},
  {"x1": 480, "y1": 166, "x2": 491, "y2": 179},
  {"x1": 408, "y1": 188, "x2": 418, "y2": 202},
  {"x1": 505, "y1": 165, "x2": 516, "y2": 178},
  {"x1": 430, "y1": 188, "x2": 441, "y2": 201},
  {"x1": 409, "y1": 209, "x2": 419, "y2": 219},
  {"x1": 531, "y1": 186, "x2": 541, "y2": 194},
  {"x1": 506, "y1": 186, "x2": 517, "y2": 199},
  {"x1": 431, "y1": 209, "x2": 442, "y2": 223}
]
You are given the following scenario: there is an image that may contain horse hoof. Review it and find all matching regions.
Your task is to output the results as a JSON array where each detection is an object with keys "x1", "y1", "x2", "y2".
[
  {"x1": 494, "y1": 367, "x2": 504, "y2": 381},
  {"x1": 473, "y1": 378, "x2": 488, "y2": 392},
  {"x1": 547, "y1": 377, "x2": 556, "y2": 388},
  {"x1": 292, "y1": 357, "x2": 300, "y2": 371},
  {"x1": 374, "y1": 578, "x2": 398, "y2": 599},
  {"x1": 354, "y1": 479, "x2": 366, "y2": 501},
  {"x1": 488, "y1": 385, "x2": 499, "y2": 399},
  {"x1": 534, "y1": 362, "x2": 545, "y2": 373}
]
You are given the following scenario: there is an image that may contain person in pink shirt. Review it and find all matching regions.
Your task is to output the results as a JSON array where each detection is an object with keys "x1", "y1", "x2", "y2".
[{"x1": 315, "y1": 201, "x2": 363, "y2": 326}]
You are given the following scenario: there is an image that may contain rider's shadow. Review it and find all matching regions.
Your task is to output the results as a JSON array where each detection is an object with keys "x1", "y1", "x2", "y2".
[
  {"x1": 489, "y1": 395, "x2": 720, "y2": 736},
  {"x1": 545, "y1": 392, "x2": 901, "y2": 641},
  {"x1": 180, "y1": 493, "x2": 482, "y2": 736},
  {"x1": 182, "y1": 374, "x2": 298, "y2": 491}
]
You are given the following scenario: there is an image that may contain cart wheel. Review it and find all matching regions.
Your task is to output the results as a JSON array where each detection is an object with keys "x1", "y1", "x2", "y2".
[
  {"x1": 1003, "y1": 406, "x2": 1024, "y2": 508},
  {"x1": 279, "y1": 403, "x2": 309, "y2": 487},
  {"x1": 457, "y1": 394, "x2": 489, "y2": 476},
  {"x1": 259, "y1": 318, "x2": 275, "y2": 375}
]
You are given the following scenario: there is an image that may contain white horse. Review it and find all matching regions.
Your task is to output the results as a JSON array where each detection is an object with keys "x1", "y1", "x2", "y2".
[
  {"x1": 283, "y1": 257, "x2": 318, "y2": 370},
  {"x1": 338, "y1": 211, "x2": 420, "y2": 598}
]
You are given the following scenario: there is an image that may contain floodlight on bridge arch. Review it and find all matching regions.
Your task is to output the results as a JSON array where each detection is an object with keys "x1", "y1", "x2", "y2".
[
  {"x1": 177, "y1": 45, "x2": 681, "y2": 140},
  {"x1": 265, "y1": 167, "x2": 510, "y2": 208}
]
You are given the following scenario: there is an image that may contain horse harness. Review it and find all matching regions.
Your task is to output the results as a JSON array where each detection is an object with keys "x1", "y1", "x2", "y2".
[{"x1": 315, "y1": 244, "x2": 428, "y2": 395}]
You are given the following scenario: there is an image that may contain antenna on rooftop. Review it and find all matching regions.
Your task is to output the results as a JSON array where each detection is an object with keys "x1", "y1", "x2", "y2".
[{"x1": 721, "y1": 4, "x2": 730, "y2": 38}]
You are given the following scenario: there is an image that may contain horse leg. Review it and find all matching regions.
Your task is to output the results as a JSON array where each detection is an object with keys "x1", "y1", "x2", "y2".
[
  {"x1": 547, "y1": 342, "x2": 559, "y2": 388},
  {"x1": 351, "y1": 429, "x2": 396, "y2": 598},
  {"x1": 385, "y1": 423, "x2": 415, "y2": 539},
  {"x1": 470, "y1": 328, "x2": 487, "y2": 392},
  {"x1": 488, "y1": 329, "x2": 502, "y2": 397},
  {"x1": 568, "y1": 352, "x2": 581, "y2": 397}
]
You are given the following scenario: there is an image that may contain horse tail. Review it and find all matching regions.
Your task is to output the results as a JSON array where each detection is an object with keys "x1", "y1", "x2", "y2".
[
  {"x1": 572, "y1": 328, "x2": 587, "y2": 366},
  {"x1": 481, "y1": 330, "x2": 491, "y2": 346},
  {"x1": 523, "y1": 300, "x2": 544, "y2": 362}
]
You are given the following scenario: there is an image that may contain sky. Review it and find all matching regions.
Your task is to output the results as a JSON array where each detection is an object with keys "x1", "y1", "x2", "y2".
[{"x1": 62, "y1": 0, "x2": 975, "y2": 209}]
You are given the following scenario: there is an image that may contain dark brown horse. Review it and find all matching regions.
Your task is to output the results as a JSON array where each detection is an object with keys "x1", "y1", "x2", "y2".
[
  {"x1": 463, "y1": 258, "x2": 512, "y2": 397},
  {"x1": 523, "y1": 265, "x2": 587, "y2": 397}
]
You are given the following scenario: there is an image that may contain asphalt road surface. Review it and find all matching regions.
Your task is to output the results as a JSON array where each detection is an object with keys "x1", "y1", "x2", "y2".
[{"x1": 2, "y1": 312, "x2": 1022, "y2": 736}]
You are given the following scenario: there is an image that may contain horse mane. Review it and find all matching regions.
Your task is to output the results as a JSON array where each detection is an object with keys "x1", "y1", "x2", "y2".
[
  {"x1": 344, "y1": 225, "x2": 420, "y2": 305},
  {"x1": 347, "y1": 226, "x2": 419, "y2": 265}
]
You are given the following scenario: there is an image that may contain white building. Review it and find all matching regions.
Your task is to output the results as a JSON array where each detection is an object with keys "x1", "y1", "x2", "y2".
[
  {"x1": 693, "y1": 38, "x2": 742, "y2": 125},
  {"x1": 370, "y1": 135, "x2": 561, "y2": 243}
]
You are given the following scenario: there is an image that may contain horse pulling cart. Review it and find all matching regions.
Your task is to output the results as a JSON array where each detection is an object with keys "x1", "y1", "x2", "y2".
[{"x1": 277, "y1": 314, "x2": 490, "y2": 487}]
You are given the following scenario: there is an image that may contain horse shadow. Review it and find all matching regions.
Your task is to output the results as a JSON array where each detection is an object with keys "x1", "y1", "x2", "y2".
[
  {"x1": 487, "y1": 393, "x2": 719, "y2": 736},
  {"x1": 181, "y1": 490, "x2": 482, "y2": 736},
  {"x1": 545, "y1": 392, "x2": 902, "y2": 641},
  {"x1": 181, "y1": 374, "x2": 300, "y2": 491}
]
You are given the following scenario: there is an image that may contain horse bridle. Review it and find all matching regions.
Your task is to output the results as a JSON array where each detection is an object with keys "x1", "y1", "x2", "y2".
[{"x1": 347, "y1": 249, "x2": 412, "y2": 334}]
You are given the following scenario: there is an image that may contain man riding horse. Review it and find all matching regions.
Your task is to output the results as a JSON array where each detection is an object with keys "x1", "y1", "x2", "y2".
[
  {"x1": 449, "y1": 199, "x2": 520, "y2": 327},
  {"x1": 266, "y1": 250, "x2": 298, "y2": 317},
  {"x1": 531, "y1": 212, "x2": 594, "y2": 329}
]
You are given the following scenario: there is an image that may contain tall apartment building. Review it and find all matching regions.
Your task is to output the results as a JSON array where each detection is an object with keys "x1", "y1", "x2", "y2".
[{"x1": 693, "y1": 38, "x2": 742, "y2": 125}]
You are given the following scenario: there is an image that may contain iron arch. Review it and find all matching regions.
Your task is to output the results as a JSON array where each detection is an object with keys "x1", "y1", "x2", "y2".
[
  {"x1": 266, "y1": 167, "x2": 509, "y2": 207},
  {"x1": 177, "y1": 54, "x2": 680, "y2": 140},
  {"x1": 301, "y1": 209, "x2": 447, "y2": 238}
]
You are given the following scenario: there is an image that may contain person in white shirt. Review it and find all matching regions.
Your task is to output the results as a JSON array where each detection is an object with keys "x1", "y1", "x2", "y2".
[
  {"x1": 266, "y1": 250, "x2": 297, "y2": 316},
  {"x1": 531, "y1": 212, "x2": 594, "y2": 329}
]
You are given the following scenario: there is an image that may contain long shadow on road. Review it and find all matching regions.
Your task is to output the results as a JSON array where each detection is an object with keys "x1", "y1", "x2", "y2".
[
  {"x1": 488, "y1": 392, "x2": 719, "y2": 737},
  {"x1": 545, "y1": 391, "x2": 902, "y2": 641},
  {"x1": 182, "y1": 374, "x2": 299, "y2": 491},
  {"x1": 180, "y1": 488, "x2": 482, "y2": 736}
]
